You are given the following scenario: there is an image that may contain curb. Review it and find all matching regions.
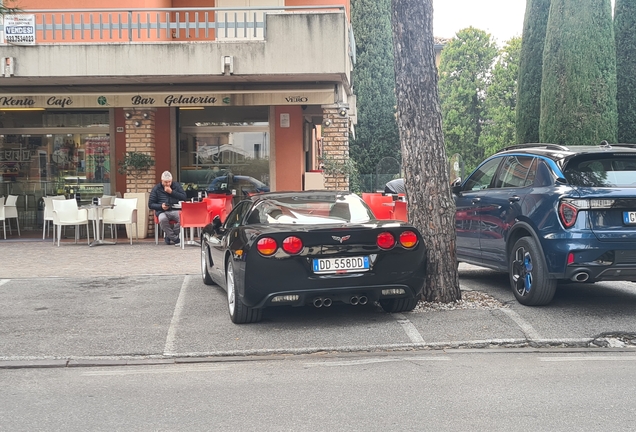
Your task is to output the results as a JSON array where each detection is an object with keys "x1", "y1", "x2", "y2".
[{"x1": 3, "y1": 337, "x2": 635, "y2": 370}]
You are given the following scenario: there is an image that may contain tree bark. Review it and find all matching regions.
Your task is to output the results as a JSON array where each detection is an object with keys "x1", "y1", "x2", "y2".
[{"x1": 391, "y1": 0, "x2": 461, "y2": 302}]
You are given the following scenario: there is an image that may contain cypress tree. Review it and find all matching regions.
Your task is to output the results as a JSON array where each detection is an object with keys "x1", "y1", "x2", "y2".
[
  {"x1": 540, "y1": 0, "x2": 617, "y2": 145},
  {"x1": 516, "y1": 0, "x2": 551, "y2": 144},
  {"x1": 349, "y1": 0, "x2": 401, "y2": 177},
  {"x1": 615, "y1": 0, "x2": 636, "y2": 143}
]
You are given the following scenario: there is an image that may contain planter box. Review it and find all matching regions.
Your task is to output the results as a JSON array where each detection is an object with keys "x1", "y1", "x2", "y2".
[{"x1": 124, "y1": 192, "x2": 149, "y2": 239}]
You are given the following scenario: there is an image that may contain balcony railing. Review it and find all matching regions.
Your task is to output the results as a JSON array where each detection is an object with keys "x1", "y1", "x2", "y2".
[{"x1": 0, "y1": 5, "x2": 348, "y2": 43}]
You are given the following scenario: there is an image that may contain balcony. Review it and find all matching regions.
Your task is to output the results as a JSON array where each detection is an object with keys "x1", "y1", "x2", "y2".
[{"x1": 0, "y1": 6, "x2": 356, "y2": 91}]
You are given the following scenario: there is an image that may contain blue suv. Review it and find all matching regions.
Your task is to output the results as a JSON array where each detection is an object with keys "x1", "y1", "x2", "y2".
[{"x1": 452, "y1": 143, "x2": 636, "y2": 306}]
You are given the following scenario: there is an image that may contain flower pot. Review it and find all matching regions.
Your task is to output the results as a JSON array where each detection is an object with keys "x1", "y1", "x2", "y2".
[{"x1": 124, "y1": 192, "x2": 149, "y2": 239}]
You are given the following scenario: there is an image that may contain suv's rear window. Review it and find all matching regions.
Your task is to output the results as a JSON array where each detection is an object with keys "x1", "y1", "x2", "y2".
[{"x1": 564, "y1": 155, "x2": 636, "y2": 187}]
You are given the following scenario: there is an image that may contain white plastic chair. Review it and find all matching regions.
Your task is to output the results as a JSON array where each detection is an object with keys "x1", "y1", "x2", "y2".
[
  {"x1": 52, "y1": 199, "x2": 90, "y2": 247},
  {"x1": 4, "y1": 195, "x2": 20, "y2": 237},
  {"x1": 102, "y1": 198, "x2": 138, "y2": 245},
  {"x1": 42, "y1": 195, "x2": 66, "y2": 240}
]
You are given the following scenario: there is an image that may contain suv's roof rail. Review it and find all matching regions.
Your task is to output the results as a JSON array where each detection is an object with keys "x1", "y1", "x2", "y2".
[
  {"x1": 497, "y1": 143, "x2": 570, "y2": 153},
  {"x1": 611, "y1": 143, "x2": 636, "y2": 149}
]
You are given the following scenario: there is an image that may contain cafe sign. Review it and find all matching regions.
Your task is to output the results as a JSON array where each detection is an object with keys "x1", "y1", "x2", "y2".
[{"x1": 0, "y1": 89, "x2": 335, "y2": 109}]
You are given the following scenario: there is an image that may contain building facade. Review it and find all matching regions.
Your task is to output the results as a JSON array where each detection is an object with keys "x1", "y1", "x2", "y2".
[{"x1": 0, "y1": 0, "x2": 356, "y2": 235}]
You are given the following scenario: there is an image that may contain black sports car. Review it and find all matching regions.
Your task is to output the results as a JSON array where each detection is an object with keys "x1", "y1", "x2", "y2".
[{"x1": 200, "y1": 191, "x2": 427, "y2": 323}]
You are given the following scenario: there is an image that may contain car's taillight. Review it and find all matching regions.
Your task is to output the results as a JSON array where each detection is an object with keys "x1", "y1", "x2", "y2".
[
  {"x1": 377, "y1": 232, "x2": 396, "y2": 250},
  {"x1": 256, "y1": 237, "x2": 277, "y2": 256},
  {"x1": 399, "y1": 231, "x2": 418, "y2": 248},
  {"x1": 558, "y1": 201, "x2": 579, "y2": 228},
  {"x1": 282, "y1": 236, "x2": 303, "y2": 255}
]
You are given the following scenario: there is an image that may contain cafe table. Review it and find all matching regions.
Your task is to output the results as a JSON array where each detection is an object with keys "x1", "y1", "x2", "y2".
[{"x1": 81, "y1": 202, "x2": 116, "y2": 247}]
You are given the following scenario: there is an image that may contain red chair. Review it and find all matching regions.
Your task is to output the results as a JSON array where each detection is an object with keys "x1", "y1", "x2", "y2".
[
  {"x1": 361, "y1": 192, "x2": 382, "y2": 206},
  {"x1": 365, "y1": 194, "x2": 394, "y2": 219},
  {"x1": 392, "y1": 200, "x2": 408, "y2": 222},
  {"x1": 154, "y1": 211, "x2": 177, "y2": 245},
  {"x1": 179, "y1": 201, "x2": 211, "y2": 249},
  {"x1": 203, "y1": 196, "x2": 231, "y2": 223}
]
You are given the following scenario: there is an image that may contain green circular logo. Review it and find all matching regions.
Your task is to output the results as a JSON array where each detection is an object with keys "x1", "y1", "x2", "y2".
[{"x1": 97, "y1": 96, "x2": 107, "y2": 106}]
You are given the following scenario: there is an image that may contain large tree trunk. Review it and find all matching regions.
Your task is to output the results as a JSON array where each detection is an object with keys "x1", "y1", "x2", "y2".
[{"x1": 391, "y1": 0, "x2": 460, "y2": 302}]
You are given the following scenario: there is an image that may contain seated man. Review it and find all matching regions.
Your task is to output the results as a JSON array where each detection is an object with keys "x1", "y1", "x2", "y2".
[{"x1": 149, "y1": 171, "x2": 187, "y2": 245}]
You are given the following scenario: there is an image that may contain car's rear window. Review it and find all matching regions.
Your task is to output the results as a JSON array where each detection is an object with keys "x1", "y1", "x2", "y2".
[
  {"x1": 564, "y1": 155, "x2": 636, "y2": 187},
  {"x1": 246, "y1": 194, "x2": 374, "y2": 225}
]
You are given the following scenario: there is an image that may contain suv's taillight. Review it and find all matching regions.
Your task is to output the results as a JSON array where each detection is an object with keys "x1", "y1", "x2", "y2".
[
  {"x1": 558, "y1": 201, "x2": 579, "y2": 228},
  {"x1": 559, "y1": 198, "x2": 615, "y2": 228}
]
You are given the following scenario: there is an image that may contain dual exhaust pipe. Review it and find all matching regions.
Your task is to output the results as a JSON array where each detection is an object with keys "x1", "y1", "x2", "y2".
[
  {"x1": 312, "y1": 295, "x2": 368, "y2": 308},
  {"x1": 313, "y1": 297, "x2": 332, "y2": 308},
  {"x1": 350, "y1": 295, "x2": 368, "y2": 306}
]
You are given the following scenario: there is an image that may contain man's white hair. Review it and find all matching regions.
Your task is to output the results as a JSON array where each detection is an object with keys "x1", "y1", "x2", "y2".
[{"x1": 161, "y1": 171, "x2": 173, "y2": 181}]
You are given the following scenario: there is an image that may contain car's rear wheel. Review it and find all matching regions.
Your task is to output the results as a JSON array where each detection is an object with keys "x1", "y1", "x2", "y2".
[
  {"x1": 201, "y1": 243, "x2": 213, "y2": 285},
  {"x1": 509, "y1": 237, "x2": 556, "y2": 306},
  {"x1": 226, "y1": 259, "x2": 262, "y2": 324},
  {"x1": 379, "y1": 297, "x2": 418, "y2": 313}
]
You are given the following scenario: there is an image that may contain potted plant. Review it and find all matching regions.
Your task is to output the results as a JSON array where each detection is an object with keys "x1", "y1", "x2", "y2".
[
  {"x1": 118, "y1": 151, "x2": 155, "y2": 239},
  {"x1": 319, "y1": 154, "x2": 360, "y2": 192}
]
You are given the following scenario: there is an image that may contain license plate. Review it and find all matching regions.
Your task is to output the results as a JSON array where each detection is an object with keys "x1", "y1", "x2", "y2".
[
  {"x1": 313, "y1": 256, "x2": 370, "y2": 274},
  {"x1": 623, "y1": 211, "x2": 636, "y2": 225}
]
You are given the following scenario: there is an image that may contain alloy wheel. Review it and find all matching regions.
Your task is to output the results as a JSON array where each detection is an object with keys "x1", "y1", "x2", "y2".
[
  {"x1": 227, "y1": 260, "x2": 236, "y2": 316},
  {"x1": 512, "y1": 246, "x2": 533, "y2": 297}
]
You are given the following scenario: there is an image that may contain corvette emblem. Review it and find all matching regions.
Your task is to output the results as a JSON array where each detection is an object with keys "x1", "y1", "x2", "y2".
[{"x1": 332, "y1": 235, "x2": 351, "y2": 243}]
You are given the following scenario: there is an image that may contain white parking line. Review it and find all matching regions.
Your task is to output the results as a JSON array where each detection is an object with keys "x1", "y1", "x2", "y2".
[
  {"x1": 500, "y1": 308, "x2": 543, "y2": 340},
  {"x1": 393, "y1": 313, "x2": 425, "y2": 343},
  {"x1": 164, "y1": 275, "x2": 191, "y2": 356},
  {"x1": 0, "y1": 279, "x2": 10, "y2": 287}
]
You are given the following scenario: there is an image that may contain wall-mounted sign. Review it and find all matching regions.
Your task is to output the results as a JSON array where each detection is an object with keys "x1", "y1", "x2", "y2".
[
  {"x1": 0, "y1": 88, "x2": 336, "y2": 109},
  {"x1": 280, "y1": 113, "x2": 290, "y2": 128},
  {"x1": 2, "y1": 15, "x2": 36, "y2": 46}
]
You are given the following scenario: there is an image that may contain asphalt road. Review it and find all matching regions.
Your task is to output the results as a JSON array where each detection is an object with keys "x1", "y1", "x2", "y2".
[{"x1": 2, "y1": 350, "x2": 636, "y2": 431}]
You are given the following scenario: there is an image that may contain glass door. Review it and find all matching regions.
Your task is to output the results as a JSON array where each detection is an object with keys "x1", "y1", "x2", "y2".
[{"x1": 179, "y1": 126, "x2": 270, "y2": 200}]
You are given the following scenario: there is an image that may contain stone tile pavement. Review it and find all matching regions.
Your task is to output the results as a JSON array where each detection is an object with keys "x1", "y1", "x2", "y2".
[{"x1": 0, "y1": 236, "x2": 201, "y2": 278}]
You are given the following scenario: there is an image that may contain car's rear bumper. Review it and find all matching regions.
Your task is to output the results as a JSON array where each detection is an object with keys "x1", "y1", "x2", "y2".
[
  {"x1": 240, "y1": 245, "x2": 427, "y2": 308},
  {"x1": 545, "y1": 233, "x2": 636, "y2": 282}
]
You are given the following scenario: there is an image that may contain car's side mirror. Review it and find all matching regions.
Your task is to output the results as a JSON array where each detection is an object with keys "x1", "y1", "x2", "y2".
[
  {"x1": 212, "y1": 215, "x2": 223, "y2": 233},
  {"x1": 451, "y1": 178, "x2": 462, "y2": 195}
]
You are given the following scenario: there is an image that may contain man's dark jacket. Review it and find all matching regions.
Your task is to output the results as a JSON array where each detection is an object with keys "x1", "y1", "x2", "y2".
[{"x1": 148, "y1": 181, "x2": 188, "y2": 215}]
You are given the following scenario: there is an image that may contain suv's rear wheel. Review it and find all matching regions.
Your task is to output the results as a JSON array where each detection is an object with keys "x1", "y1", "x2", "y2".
[{"x1": 509, "y1": 237, "x2": 556, "y2": 306}]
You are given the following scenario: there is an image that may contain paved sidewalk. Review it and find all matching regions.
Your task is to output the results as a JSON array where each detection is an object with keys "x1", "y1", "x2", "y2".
[{"x1": 0, "y1": 237, "x2": 200, "y2": 279}]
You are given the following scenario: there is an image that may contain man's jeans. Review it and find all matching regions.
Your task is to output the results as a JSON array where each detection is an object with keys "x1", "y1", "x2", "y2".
[{"x1": 158, "y1": 210, "x2": 181, "y2": 241}]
